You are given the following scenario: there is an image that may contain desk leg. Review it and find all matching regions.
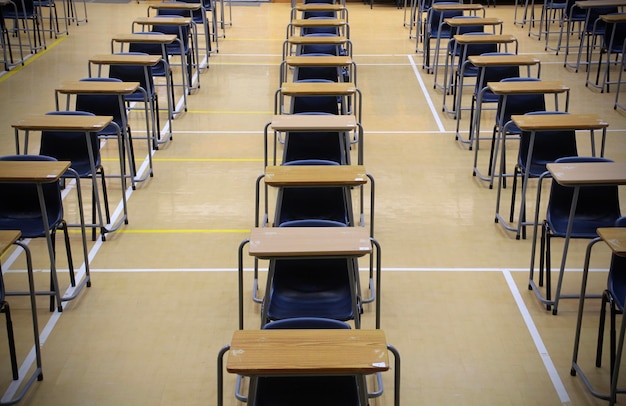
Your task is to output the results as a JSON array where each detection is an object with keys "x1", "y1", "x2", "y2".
[
  {"x1": 238, "y1": 239, "x2": 249, "y2": 330},
  {"x1": 36, "y1": 184, "x2": 63, "y2": 312},
  {"x1": 552, "y1": 186, "x2": 579, "y2": 315}
]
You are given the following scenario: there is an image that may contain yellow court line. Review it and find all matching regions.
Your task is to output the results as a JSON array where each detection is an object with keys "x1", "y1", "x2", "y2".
[{"x1": 0, "y1": 36, "x2": 66, "y2": 83}]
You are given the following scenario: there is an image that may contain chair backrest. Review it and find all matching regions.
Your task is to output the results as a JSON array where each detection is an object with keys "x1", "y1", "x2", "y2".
[
  {"x1": 290, "y1": 79, "x2": 340, "y2": 115},
  {"x1": 39, "y1": 111, "x2": 101, "y2": 177},
  {"x1": 496, "y1": 77, "x2": 546, "y2": 131},
  {"x1": 253, "y1": 315, "x2": 358, "y2": 406},
  {"x1": 0, "y1": 155, "x2": 63, "y2": 238},
  {"x1": 546, "y1": 156, "x2": 622, "y2": 237},
  {"x1": 299, "y1": 34, "x2": 342, "y2": 56},
  {"x1": 474, "y1": 52, "x2": 521, "y2": 100},
  {"x1": 275, "y1": 186, "x2": 350, "y2": 227},
  {"x1": 426, "y1": 2, "x2": 463, "y2": 37},
  {"x1": 517, "y1": 111, "x2": 578, "y2": 177},
  {"x1": 263, "y1": 317, "x2": 351, "y2": 330},
  {"x1": 283, "y1": 130, "x2": 346, "y2": 165},
  {"x1": 603, "y1": 15, "x2": 626, "y2": 52},
  {"x1": 152, "y1": 15, "x2": 191, "y2": 53},
  {"x1": 127, "y1": 33, "x2": 169, "y2": 77},
  {"x1": 108, "y1": 52, "x2": 155, "y2": 95},
  {"x1": 74, "y1": 77, "x2": 127, "y2": 135},
  {"x1": 300, "y1": 17, "x2": 341, "y2": 36},
  {"x1": 455, "y1": 33, "x2": 499, "y2": 75}
]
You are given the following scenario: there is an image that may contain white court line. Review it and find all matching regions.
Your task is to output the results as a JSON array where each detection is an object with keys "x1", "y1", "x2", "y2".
[
  {"x1": 408, "y1": 54, "x2": 445, "y2": 133},
  {"x1": 503, "y1": 269, "x2": 572, "y2": 405}
]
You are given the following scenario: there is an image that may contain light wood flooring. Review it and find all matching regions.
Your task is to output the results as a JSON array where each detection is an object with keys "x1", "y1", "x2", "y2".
[{"x1": 0, "y1": 1, "x2": 626, "y2": 404}]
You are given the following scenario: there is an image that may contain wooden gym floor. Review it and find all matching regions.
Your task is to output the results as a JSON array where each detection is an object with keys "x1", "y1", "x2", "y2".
[{"x1": 0, "y1": 1, "x2": 626, "y2": 404}]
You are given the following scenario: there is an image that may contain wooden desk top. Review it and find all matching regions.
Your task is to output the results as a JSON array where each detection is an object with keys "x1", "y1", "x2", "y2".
[
  {"x1": 290, "y1": 18, "x2": 347, "y2": 27},
  {"x1": 284, "y1": 55, "x2": 352, "y2": 67},
  {"x1": 432, "y1": 2, "x2": 484, "y2": 10},
  {"x1": 600, "y1": 13, "x2": 626, "y2": 23},
  {"x1": 264, "y1": 164, "x2": 367, "y2": 186},
  {"x1": 0, "y1": 161, "x2": 71, "y2": 183},
  {"x1": 487, "y1": 80, "x2": 569, "y2": 94},
  {"x1": 547, "y1": 162, "x2": 626, "y2": 186},
  {"x1": 0, "y1": 230, "x2": 21, "y2": 257},
  {"x1": 56, "y1": 81, "x2": 140, "y2": 95},
  {"x1": 575, "y1": 0, "x2": 626, "y2": 9},
  {"x1": 293, "y1": 3, "x2": 346, "y2": 10},
  {"x1": 12, "y1": 115, "x2": 113, "y2": 132},
  {"x1": 510, "y1": 113, "x2": 609, "y2": 131},
  {"x1": 286, "y1": 35, "x2": 349, "y2": 45},
  {"x1": 270, "y1": 114, "x2": 358, "y2": 131},
  {"x1": 111, "y1": 33, "x2": 177, "y2": 44},
  {"x1": 133, "y1": 16, "x2": 193, "y2": 26},
  {"x1": 226, "y1": 329, "x2": 389, "y2": 376},
  {"x1": 149, "y1": 2, "x2": 201, "y2": 10},
  {"x1": 468, "y1": 54, "x2": 540, "y2": 66},
  {"x1": 444, "y1": 17, "x2": 503, "y2": 26},
  {"x1": 280, "y1": 82, "x2": 357, "y2": 96},
  {"x1": 597, "y1": 228, "x2": 626, "y2": 256},
  {"x1": 248, "y1": 226, "x2": 372, "y2": 258},
  {"x1": 89, "y1": 54, "x2": 162, "y2": 66},
  {"x1": 453, "y1": 34, "x2": 517, "y2": 44}
]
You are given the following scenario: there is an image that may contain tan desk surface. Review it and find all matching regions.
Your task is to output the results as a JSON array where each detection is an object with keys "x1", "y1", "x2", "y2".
[
  {"x1": 510, "y1": 113, "x2": 609, "y2": 131},
  {"x1": 547, "y1": 162, "x2": 626, "y2": 186},
  {"x1": 270, "y1": 114, "x2": 357, "y2": 131},
  {"x1": 453, "y1": 34, "x2": 517, "y2": 44},
  {"x1": 444, "y1": 17, "x2": 503, "y2": 26},
  {"x1": 248, "y1": 226, "x2": 372, "y2": 258},
  {"x1": 487, "y1": 80, "x2": 569, "y2": 94},
  {"x1": 432, "y1": 3, "x2": 484, "y2": 10},
  {"x1": 56, "y1": 81, "x2": 140, "y2": 95},
  {"x1": 227, "y1": 329, "x2": 389, "y2": 375},
  {"x1": 0, "y1": 161, "x2": 71, "y2": 183},
  {"x1": 12, "y1": 115, "x2": 113, "y2": 132},
  {"x1": 133, "y1": 16, "x2": 193, "y2": 26},
  {"x1": 290, "y1": 18, "x2": 347, "y2": 27},
  {"x1": 264, "y1": 164, "x2": 367, "y2": 186},
  {"x1": 89, "y1": 54, "x2": 162, "y2": 66},
  {"x1": 111, "y1": 33, "x2": 177, "y2": 44},
  {"x1": 0, "y1": 231, "x2": 21, "y2": 257},
  {"x1": 284, "y1": 55, "x2": 352, "y2": 67},
  {"x1": 293, "y1": 3, "x2": 346, "y2": 10},
  {"x1": 468, "y1": 54, "x2": 540, "y2": 66},
  {"x1": 575, "y1": 0, "x2": 626, "y2": 8},
  {"x1": 597, "y1": 228, "x2": 626, "y2": 256},
  {"x1": 285, "y1": 35, "x2": 349, "y2": 45},
  {"x1": 149, "y1": 2, "x2": 201, "y2": 10},
  {"x1": 280, "y1": 82, "x2": 357, "y2": 96},
  {"x1": 600, "y1": 13, "x2": 626, "y2": 23}
]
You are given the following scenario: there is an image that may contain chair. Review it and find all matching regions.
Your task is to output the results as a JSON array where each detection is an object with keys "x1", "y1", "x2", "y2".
[
  {"x1": 283, "y1": 129, "x2": 348, "y2": 166},
  {"x1": 290, "y1": 79, "x2": 342, "y2": 115},
  {"x1": 443, "y1": 32, "x2": 498, "y2": 117},
  {"x1": 73, "y1": 77, "x2": 144, "y2": 189},
  {"x1": 127, "y1": 32, "x2": 179, "y2": 117},
  {"x1": 108, "y1": 51, "x2": 166, "y2": 150},
  {"x1": 587, "y1": 15, "x2": 626, "y2": 93},
  {"x1": 39, "y1": 111, "x2": 111, "y2": 241},
  {"x1": 33, "y1": 0, "x2": 61, "y2": 39},
  {"x1": 0, "y1": 154, "x2": 78, "y2": 312},
  {"x1": 261, "y1": 257, "x2": 359, "y2": 328},
  {"x1": 483, "y1": 77, "x2": 546, "y2": 189},
  {"x1": 0, "y1": 274, "x2": 18, "y2": 381},
  {"x1": 152, "y1": 14, "x2": 197, "y2": 94},
  {"x1": 596, "y1": 216, "x2": 626, "y2": 385},
  {"x1": 422, "y1": 1, "x2": 463, "y2": 74},
  {"x1": 508, "y1": 111, "x2": 578, "y2": 239},
  {"x1": 538, "y1": 156, "x2": 622, "y2": 309},
  {"x1": 293, "y1": 54, "x2": 342, "y2": 82},
  {"x1": 177, "y1": 0, "x2": 219, "y2": 57},
  {"x1": 460, "y1": 52, "x2": 520, "y2": 147},
  {"x1": 0, "y1": 2, "x2": 25, "y2": 71},
  {"x1": 553, "y1": 0, "x2": 585, "y2": 54},
  {"x1": 0, "y1": 0, "x2": 45, "y2": 54},
  {"x1": 252, "y1": 317, "x2": 361, "y2": 406}
]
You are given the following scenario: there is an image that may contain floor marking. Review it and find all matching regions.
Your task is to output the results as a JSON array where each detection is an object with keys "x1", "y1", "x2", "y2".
[
  {"x1": 503, "y1": 269, "x2": 572, "y2": 405},
  {"x1": 408, "y1": 54, "x2": 446, "y2": 133}
]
